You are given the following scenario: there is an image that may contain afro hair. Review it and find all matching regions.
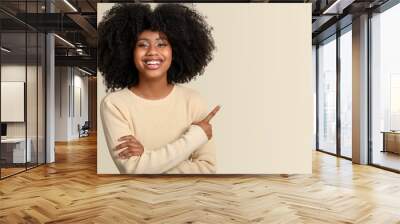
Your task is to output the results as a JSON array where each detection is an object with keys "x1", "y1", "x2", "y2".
[{"x1": 98, "y1": 3, "x2": 216, "y2": 91}]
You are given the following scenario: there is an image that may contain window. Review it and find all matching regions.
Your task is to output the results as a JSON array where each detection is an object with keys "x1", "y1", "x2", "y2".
[
  {"x1": 317, "y1": 36, "x2": 337, "y2": 154},
  {"x1": 339, "y1": 28, "x2": 352, "y2": 158},
  {"x1": 370, "y1": 3, "x2": 400, "y2": 171}
]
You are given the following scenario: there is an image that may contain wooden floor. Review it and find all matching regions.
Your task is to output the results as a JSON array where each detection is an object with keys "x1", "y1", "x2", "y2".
[
  {"x1": 0, "y1": 167, "x2": 26, "y2": 178},
  {"x1": 1, "y1": 163, "x2": 45, "y2": 178},
  {"x1": 1, "y1": 135, "x2": 400, "y2": 223},
  {"x1": 373, "y1": 151, "x2": 400, "y2": 171}
]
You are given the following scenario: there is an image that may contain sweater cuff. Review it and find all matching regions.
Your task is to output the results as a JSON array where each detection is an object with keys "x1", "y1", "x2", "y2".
[{"x1": 187, "y1": 125, "x2": 209, "y2": 148}]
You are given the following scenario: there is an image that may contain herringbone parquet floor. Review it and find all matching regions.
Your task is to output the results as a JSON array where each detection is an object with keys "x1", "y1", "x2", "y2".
[{"x1": 1, "y1": 134, "x2": 400, "y2": 223}]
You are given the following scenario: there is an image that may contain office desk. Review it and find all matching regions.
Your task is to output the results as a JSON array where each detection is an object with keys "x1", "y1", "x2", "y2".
[
  {"x1": 1, "y1": 138, "x2": 32, "y2": 163},
  {"x1": 381, "y1": 131, "x2": 400, "y2": 154}
]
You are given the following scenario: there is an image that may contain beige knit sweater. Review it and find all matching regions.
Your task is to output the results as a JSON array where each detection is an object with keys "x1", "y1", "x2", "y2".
[{"x1": 100, "y1": 85, "x2": 216, "y2": 174}]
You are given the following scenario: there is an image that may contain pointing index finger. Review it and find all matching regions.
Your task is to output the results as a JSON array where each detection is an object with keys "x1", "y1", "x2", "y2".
[{"x1": 204, "y1": 105, "x2": 221, "y2": 123}]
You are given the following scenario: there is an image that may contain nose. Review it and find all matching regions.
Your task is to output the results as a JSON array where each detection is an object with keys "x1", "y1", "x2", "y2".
[{"x1": 145, "y1": 44, "x2": 158, "y2": 56}]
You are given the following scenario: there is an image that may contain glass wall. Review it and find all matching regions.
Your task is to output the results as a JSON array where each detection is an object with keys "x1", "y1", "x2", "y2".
[
  {"x1": 339, "y1": 28, "x2": 352, "y2": 158},
  {"x1": 317, "y1": 36, "x2": 337, "y2": 154},
  {"x1": 371, "y1": 4, "x2": 400, "y2": 171},
  {"x1": 316, "y1": 25, "x2": 354, "y2": 160},
  {"x1": 0, "y1": 1, "x2": 46, "y2": 179}
]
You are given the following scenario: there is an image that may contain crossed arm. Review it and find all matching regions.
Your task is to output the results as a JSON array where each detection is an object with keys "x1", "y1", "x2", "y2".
[
  {"x1": 100, "y1": 99, "x2": 219, "y2": 174},
  {"x1": 165, "y1": 138, "x2": 216, "y2": 174}
]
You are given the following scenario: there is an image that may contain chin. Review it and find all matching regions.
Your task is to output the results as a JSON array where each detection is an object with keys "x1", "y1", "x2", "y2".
[{"x1": 142, "y1": 71, "x2": 167, "y2": 80}]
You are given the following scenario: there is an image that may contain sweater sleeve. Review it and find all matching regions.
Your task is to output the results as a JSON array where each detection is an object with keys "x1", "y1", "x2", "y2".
[
  {"x1": 166, "y1": 93, "x2": 217, "y2": 174},
  {"x1": 165, "y1": 139, "x2": 216, "y2": 174},
  {"x1": 100, "y1": 98, "x2": 209, "y2": 174}
]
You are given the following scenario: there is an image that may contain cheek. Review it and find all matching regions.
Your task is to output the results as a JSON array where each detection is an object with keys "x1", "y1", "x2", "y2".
[
  {"x1": 133, "y1": 50, "x2": 143, "y2": 67},
  {"x1": 165, "y1": 49, "x2": 173, "y2": 65}
]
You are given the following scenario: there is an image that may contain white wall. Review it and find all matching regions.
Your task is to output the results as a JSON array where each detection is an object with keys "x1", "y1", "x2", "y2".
[
  {"x1": 54, "y1": 67, "x2": 89, "y2": 141},
  {"x1": 1, "y1": 65, "x2": 26, "y2": 81},
  {"x1": 55, "y1": 67, "x2": 69, "y2": 141},
  {"x1": 71, "y1": 72, "x2": 89, "y2": 138}
]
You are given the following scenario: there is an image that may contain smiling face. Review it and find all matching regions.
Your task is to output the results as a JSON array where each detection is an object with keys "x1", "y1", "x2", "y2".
[{"x1": 133, "y1": 30, "x2": 173, "y2": 83}]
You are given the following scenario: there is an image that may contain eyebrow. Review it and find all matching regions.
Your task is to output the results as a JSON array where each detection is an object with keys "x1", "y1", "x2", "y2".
[{"x1": 137, "y1": 37, "x2": 168, "y2": 41}]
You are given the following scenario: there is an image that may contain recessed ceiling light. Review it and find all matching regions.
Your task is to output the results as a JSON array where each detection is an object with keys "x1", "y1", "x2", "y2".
[
  {"x1": 1, "y1": 47, "x2": 11, "y2": 53},
  {"x1": 322, "y1": 0, "x2": 354, "y2": 15},
  {"x1": 77, "y1": 67, "x2": 93, "y2": 76},
  {"x1": 54, "y1": 34, "x2": 75, "y2": 48},
  {"x1": 63, "y1": 0, "x2": 78, "y2": 12}
]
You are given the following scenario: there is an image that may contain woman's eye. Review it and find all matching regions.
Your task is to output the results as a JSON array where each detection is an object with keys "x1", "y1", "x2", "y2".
[
  {"x1": 136, "y1": 42, "x2": 168, "y2": 48},
  {"x1": 137, "y1": 43, "x2": 148, "y2": 48}
]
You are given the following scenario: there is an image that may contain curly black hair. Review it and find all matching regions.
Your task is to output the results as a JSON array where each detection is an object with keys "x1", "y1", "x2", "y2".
[{"x1": 98, "y1": 3, "x2": 215, "y2": 91}]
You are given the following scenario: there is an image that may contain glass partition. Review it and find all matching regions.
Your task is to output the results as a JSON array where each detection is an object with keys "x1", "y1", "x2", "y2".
[
  {"x1": 0, "y1": 0, "x2": 46, "y2": 179},
  {"x1": 1, "y1": 31, "x2": 28, "y2": 178},
  {"x1": 339, "y1": 28, "x2": 352, "y2": 158},
  {"x1": 27, "y1": 31, "x2": 38, "y2": 169},
  {"x1": 317, "y1": 36, "x2": 337, "y2": 155},
  {"x1": 371, "y1": 4, "x2": 400, "y2": 171}
]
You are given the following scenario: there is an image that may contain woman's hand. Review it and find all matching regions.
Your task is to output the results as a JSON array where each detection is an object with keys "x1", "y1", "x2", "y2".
[
  {"x1": 192, "y1": 105, "x2": 220, "y2": 140},
  {"x1": 115, "y1": 135, "x2": 144, "y2": 159}
]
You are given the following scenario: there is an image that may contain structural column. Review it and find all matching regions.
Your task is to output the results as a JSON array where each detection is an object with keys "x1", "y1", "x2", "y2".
[
  {"x1": 352, "y1": 14, "x2": 369, "y2": 164},
  {"x1": 46, "y1": 1, "x2": 55, "y2": 163}
]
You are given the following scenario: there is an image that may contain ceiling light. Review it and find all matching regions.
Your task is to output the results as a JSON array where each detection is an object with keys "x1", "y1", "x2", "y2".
[
  {"x1": 1, "y1": 47, "x2": 11, "y2": 53},
  {"x1": 63, "y1": 0, "x2": 78, "y2": 12},
  {"x1": 322, "y1": 0, "x2": 354, "y2": 15},
  {"x1": 78, "y1": 67, "x2": 93, "y2": 76},
  {"x1": 54, "y1": 34, "x2": 75, "y2": 48}
]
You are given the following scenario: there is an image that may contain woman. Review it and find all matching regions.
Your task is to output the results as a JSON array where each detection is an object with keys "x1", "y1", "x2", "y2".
[{"x1": 98, "y1": 3, "x2": 219, "y2": 174}]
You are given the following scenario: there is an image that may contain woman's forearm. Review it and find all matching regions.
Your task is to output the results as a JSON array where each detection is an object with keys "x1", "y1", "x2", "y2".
[
  {"x1": 115, "y1": 125, "x2": 208, "y2": 174},
  {"x1": 166, "y1": 139, "x2": 216, "y2": 174}
]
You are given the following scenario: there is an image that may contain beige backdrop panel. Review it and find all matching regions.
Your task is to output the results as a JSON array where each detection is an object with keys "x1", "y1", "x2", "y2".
[{"x1": 97, "y1": 3, "x2": 312, "y2": 174}]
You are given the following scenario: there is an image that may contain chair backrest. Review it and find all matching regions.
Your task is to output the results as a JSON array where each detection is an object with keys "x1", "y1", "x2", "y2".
[{"x1": 82, "y1": 121, "x2": 90, "y2": 129}]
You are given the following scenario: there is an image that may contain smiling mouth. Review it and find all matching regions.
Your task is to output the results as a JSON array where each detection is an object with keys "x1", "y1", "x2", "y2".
[{"x1": 143, "y1": 59, "x2": 162, "y2": 70}]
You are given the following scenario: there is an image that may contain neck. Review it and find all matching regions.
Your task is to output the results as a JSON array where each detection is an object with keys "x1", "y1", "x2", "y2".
[{"x1": 131, "y1": 78, "x2": 174, "y2": 100}]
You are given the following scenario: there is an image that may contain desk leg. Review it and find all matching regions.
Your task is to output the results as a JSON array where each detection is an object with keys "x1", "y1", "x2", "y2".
[{"x1": 382, "y1": 133, "x2": 386, "y2": 152}]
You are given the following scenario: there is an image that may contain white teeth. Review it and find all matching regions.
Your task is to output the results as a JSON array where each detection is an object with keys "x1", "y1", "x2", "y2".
[{"x1": 145, "y1": 60, "x2": 161, "y2": 65}]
